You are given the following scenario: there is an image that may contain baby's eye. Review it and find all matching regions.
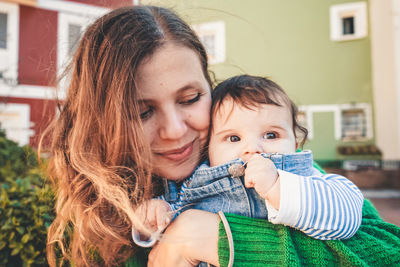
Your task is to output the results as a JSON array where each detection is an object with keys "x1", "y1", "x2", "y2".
[
  {"x1": 263, "y1": 132, "x2": 277, "y2": 139},
  {"x1": 228, "y1": 135, "x2": 241, "y2": 142}
]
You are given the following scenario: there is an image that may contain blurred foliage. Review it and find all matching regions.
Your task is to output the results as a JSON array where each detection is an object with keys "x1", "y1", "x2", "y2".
[{"x1": 0, "y1": 130, "x2": 54, "y2": 266}]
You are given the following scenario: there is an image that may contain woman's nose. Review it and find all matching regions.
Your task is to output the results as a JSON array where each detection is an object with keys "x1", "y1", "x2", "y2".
[{"x1": 159, "y1": 109, "x2": 187, "y2": 140}]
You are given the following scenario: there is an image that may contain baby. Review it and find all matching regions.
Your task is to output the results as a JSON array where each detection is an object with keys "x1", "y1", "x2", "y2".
[{"x1": 133, "y1": 75, "x2": 363, "y2": 246}]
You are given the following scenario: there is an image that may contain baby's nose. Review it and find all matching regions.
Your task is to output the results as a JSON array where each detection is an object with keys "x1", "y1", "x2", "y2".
[{"x1": 242, "y1": 141, "x2": 263, "y2": 161}]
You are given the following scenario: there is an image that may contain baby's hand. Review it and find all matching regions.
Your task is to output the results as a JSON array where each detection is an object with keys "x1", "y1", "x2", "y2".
[
  {"x1": 134, "y1": 199, "x2": 172, "y2": 238},
  {"x1": 244, "y1": 154, "x2": 279, "y2": 200}
]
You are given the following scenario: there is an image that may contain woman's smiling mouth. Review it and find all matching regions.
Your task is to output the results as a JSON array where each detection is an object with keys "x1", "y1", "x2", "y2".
[{"x1": 155, "y1": 141, "x2": 195, "y2": 162}]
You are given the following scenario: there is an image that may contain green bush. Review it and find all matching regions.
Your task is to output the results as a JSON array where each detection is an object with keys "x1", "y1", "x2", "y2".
[{"x1": 0, "y1": 130, "x2": 54, "y2": 267}]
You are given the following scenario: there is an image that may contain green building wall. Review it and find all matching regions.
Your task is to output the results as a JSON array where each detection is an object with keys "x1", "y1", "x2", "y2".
[{"x1": 142, "y1": 0, "x2": 374, "y2": 162}]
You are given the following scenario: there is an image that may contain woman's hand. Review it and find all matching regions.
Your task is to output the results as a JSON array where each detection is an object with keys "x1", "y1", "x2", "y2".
[{"x1": 148, "y1": 209, "x2": 220, "y2": 267}]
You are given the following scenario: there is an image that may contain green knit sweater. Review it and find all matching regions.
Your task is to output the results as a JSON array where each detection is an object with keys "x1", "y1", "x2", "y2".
[
  {"x1": 125, "y1": 199, "x2": 400, "y2": 266},
  {"x1": 218, "y1": 199, "x2": 400, "y2": 266}
]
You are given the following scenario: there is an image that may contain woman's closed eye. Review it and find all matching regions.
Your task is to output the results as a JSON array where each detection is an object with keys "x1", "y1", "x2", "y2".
[
  {"x1": 263, "y1": 132, "x2": 277, "y2": 139},
  {"x1": 179, "y1": 92, "x2": 201, "y2": 105},
  {"x1": 140, "y1": 107, "x2": 154, "y2": 120}
]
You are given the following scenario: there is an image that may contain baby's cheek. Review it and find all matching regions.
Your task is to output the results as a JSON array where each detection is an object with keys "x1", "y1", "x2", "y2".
[
  {"x1": 209, "y1": 143, "x2": 239, "y2": 167},
  {"x1": 208, "y1": 143, "x2": 222, "y2": 167},
  {"x1": 281, "y1": 140, "x2": 297, "y2": 153},
  {"x1": 208, "y1": 145, "x2": 220, "y2": 167}
]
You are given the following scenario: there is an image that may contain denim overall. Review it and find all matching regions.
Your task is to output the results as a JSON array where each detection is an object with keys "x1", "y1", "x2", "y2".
[{"x1": 163, "y1": 150, "x2": 319, "y2": 220}]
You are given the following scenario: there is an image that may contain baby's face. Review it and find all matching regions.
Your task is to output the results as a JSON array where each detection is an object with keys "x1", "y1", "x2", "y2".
[{"x1": 208, "y1": 98, "x2": 297, "y2": 166}]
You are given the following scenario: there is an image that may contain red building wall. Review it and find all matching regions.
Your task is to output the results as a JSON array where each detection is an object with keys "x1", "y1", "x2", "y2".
[
  {"x1": 65, "y1": 0, "x2": 133, "y2": 8},
  {"x1": 10, "y1": 1, "x2": 128, "y2": 148},
  {"x1": 18, "y1": 6, "x2": 57, "y2": 87}
]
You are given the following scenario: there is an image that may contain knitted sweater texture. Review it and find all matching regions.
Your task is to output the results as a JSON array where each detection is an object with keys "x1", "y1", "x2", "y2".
[
  {"x1": 125, "y1": 199, "x2": 400, "y2": 266},
  {"x1": 218, "y1": 199, "x2": 400, "y2": 266}
]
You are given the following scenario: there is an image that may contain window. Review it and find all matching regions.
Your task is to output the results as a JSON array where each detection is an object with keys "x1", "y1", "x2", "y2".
[
  {"x1": 339, "y1": 104, "x2": 373, "y2": 141},
  {"x1": 68, "y1": 23, "x2": 82, "y2": 54},
  {"x1": 330, "y1": 2, "x2": 367, "y2": 41},
  {"x1": 0, "y1": 103, "x2": 33, "y2": 145},
  {"x1": 201, "y1": 34, "x2": 216, "y2": 60},
  {"x1": 298, "y1": 103, "x2": 372, "y2": 141},
  {"x1": 342, "y1": 17, "x2": 355, "y2": 35},
  {"x1": 58, "y1": 13, "x2": 90, "y2": 72},
  {"x1": 341, "y1": 108, "x2": 367, "y2": 140},
  {"x1": 192, "y1": 21, "x2": 226, "y2": 64},
  {"x1": 0, "y1": 13, "x2": 7, "y2": 49},
  {"x1": 58, "y1": 13, "x2": 98, "y2": 91},
  {"x1": 0, "y1": 2, "x2": 18, "y2": 84}
]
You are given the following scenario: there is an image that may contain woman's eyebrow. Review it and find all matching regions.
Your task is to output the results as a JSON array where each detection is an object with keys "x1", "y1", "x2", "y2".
[
  {"x1": 137, "y1": 98, "x2": 151, "y2": 105},
  {"x1": 176, "y1": 81, "x2": 207, "y2": 94},
  {"x1": 137, "y1": 81, "x2": 206, "y2": 103}
]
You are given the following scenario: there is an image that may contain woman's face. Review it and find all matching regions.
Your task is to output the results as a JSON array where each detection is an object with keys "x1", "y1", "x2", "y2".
[{"x1": 136, "y1": 43, "x2": 211, "y2": 181}]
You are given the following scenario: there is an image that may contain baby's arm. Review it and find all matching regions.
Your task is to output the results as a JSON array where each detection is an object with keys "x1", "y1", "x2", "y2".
[
  {"x1": 244, "y1": 154, "x2": 364, "y2": 240},
  {"x1": 274, "y1": 169, "x2": 363, "y2": 239}
]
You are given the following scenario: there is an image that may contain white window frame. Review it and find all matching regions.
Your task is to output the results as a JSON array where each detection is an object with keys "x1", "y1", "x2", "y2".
[
  {"x1": 192, "y1": 21, "x2": 226, "y2": 64},
  {"x1": 57, "y1": 12, "x2": 99, "y2": 94},
  {"x1": 58, "y1": 13, "x2": 94, "y2": 78},
  {"x1": 299, "y1": 103, "x2": 373, "y2": 141},
  {"x1": 55, "y1": 0, "x2": 110, "y2": 77},
  {"x1": 0, "y1": 103, "x2": 33, "y2": 146},
  {"x1": 330, "y1": 2, "x2": 368, "y2": 41},
  {"x1": 39, "y1": 0, "x2": 109, "y2": 17},
  {"x1": 0, "y1": 83, "x2": 61, "y2": 99},
  {"x1": 339, "y1": 103, "x2": 373, "y2": 141},
  {"x1": 0, "y1": 2, "x2": 19, "y2": 85}
]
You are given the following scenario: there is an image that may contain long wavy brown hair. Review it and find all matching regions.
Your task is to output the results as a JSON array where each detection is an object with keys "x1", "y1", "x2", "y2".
[{"x1": 42, "y1": 6, "x2": 212, "y2": 266}]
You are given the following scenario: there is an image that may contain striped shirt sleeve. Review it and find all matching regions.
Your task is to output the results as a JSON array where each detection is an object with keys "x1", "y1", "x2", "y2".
[{"x1": 265, "y1": 168, "x2": 364, "y2": 240}]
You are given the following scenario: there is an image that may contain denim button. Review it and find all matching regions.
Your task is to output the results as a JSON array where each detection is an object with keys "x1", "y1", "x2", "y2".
[{"x1": 228, "y1": 164, "x2": 245, "y2": 178}]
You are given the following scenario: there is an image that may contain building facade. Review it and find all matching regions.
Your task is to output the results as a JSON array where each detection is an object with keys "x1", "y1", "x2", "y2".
[
  {"x1": 0, "y1": 0, "x2": 133, "y2": 147},
  {"x1": 143, "y1": 0, "x2": 400, "y2": 164},
  {"x1": 2, "y1": 0, "x2": 400, "y2": 165}
]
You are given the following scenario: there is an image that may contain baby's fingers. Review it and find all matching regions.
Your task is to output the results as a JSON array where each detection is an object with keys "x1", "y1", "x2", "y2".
[
  {"x1": 155, "y1": 202, "x2": 172, "y2": 231},
  {"x1": 247, "y1": 153, "x2": 271, "y2": 167},
  {"x1": 244, "y1": 175, "x2": 255, "y2": 188},
  {"x1": 144, "y1": 202, "x2": 159, "y2": 231}
]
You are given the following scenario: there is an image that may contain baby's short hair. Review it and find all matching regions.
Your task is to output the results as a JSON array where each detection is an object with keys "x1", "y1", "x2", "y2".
[{"x1": 211, "y1": 75, "x2": 308, "y2": 147}]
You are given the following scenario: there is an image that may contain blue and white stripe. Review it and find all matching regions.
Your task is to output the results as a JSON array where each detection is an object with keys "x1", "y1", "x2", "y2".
[{"x1": 276, "y1": 171, "x2": 364, "y2": 240}]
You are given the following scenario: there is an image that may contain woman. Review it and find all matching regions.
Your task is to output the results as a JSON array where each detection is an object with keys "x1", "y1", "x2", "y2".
[
  {"x1": 46, "y1": 5, "x2": 214, "y2": 266},
  {"x1": 45, "y1": 5, "x2": 400, "y2": 267}
]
